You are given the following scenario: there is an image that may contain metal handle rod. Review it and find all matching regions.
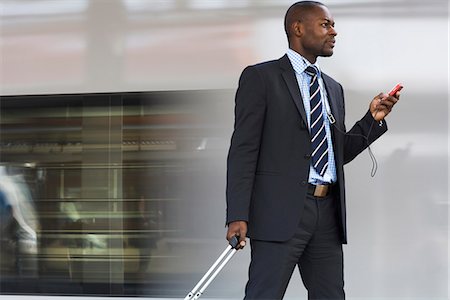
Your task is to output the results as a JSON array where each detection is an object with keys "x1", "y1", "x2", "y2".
[
  {"x1": 183, "y1": 245, "x2": 233, "y2": 300},
  {"x1": 192, "y1": 248, "x2": 237, "y2": 300}
]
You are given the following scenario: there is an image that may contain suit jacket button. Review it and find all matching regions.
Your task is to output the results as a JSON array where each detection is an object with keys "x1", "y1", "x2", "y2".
[
  {"x1": 304, "y1": 154, "x2": 311, "y2": 159},
  {"x1": 301, "y1": 180, "x2": 307, "y2": 185}
]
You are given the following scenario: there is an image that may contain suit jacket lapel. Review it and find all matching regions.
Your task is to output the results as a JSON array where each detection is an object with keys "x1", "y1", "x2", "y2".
[{"x1": 279, "y1": 55, "x2": 308, "y2": 125}]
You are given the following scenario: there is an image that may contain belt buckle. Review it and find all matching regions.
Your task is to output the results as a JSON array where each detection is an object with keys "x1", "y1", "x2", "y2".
[{"x1": 313, "y1": 184, "x2": 328, "y2": 197}]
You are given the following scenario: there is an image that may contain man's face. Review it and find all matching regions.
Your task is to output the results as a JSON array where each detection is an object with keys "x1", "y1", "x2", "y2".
[{"x1": 299, "y1": 6, "x2": 337, "y2": 61}]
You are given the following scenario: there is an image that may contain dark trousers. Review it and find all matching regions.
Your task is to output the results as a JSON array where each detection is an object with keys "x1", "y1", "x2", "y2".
[{"x1": 244, "y1": 193, "x2": 345, "y2": 300}]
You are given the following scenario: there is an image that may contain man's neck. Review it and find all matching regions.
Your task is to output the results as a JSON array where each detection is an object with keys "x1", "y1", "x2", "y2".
[{"x1": 289, "y1": 47, "x2": 317, "y2": 64}]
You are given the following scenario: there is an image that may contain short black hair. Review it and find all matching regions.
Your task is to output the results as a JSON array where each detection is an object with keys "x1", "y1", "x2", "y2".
[{"x1": 284, "y1": 1, "x2": 326, "y2": 38}]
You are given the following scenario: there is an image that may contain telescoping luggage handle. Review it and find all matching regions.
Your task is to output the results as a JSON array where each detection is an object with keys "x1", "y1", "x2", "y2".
[{"x1": 183, "y1": 236, "x2": 240, "y2": 300}]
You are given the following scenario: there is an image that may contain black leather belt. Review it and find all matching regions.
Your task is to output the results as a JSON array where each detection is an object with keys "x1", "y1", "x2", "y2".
[{"x1": 307, "y1": 183, "x2": 332, "y2": 198}]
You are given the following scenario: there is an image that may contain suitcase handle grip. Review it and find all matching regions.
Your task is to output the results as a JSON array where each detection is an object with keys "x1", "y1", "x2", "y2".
[{"x1": 229, "y1": 235, "x2": 239, "y2": 249}]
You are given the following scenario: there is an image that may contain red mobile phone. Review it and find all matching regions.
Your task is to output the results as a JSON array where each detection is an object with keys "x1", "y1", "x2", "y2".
[{"x1": 388, "y1": 83, "x2": 403, "y2": 96}]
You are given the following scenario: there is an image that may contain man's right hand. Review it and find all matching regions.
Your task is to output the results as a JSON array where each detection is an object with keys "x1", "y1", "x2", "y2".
[{"x1": 226, "y1": 221, "x2": 248, "y2": 250}]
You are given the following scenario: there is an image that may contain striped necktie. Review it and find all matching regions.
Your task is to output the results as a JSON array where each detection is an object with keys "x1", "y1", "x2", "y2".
[{"x1": 305, "y1": 65, "x2": 328, "y2": 176}]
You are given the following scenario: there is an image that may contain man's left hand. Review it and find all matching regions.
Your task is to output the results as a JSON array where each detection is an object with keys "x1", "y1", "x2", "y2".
[{"x1": 370, "y1": 92, "x2": 400, "y2": 121}]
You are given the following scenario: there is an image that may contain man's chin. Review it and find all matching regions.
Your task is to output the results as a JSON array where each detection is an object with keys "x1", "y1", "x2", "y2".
[{"x1": 320, "y1": 50, "x2": 334, "y2": 57}]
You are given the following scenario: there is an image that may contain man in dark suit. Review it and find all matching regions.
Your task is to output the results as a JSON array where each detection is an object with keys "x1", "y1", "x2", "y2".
[{"x1": 225, "y1": 1, "x2": 400, "y2": 299}]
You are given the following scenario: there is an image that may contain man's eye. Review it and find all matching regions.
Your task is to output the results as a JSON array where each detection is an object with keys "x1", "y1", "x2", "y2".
[{"x1": 321, "y1": 23, "x2": 334, "y2": 29}]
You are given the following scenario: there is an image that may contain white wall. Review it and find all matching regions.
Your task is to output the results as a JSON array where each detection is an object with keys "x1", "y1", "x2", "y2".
[
  {"x1": 0, "y1": 1, "x2": 448, "y2": 299},
  {"x1": 1, "y1": 0, "x2": 447, "y2": 95}
]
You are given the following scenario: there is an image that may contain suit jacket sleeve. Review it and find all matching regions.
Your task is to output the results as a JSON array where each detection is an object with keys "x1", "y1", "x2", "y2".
[{"x1": 226, "y1": 66, "x2": 266, "y2": 224}]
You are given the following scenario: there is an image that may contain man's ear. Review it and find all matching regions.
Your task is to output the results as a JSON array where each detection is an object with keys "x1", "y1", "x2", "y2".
[{"x1": 292, "y1": 20, "x2": 303, "y2": 37}]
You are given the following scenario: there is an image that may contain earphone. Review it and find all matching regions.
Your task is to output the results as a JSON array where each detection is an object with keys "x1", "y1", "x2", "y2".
[
  {"x1": 328, "y1": 110, "x2": 379, "y2": 177},
  {"x1": 322, "y1": 94, "x2": 380, "y2": 177}
]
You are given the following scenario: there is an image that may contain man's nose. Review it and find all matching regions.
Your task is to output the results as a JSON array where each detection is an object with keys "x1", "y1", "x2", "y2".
[{"x1": 330, "y1": 27, "x2": 337, "y2": 36}]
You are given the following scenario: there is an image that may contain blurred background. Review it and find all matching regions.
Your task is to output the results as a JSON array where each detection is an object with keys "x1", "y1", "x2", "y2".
[{"x1": 0, "y1": 0, "x2": 448, "y2": 299}]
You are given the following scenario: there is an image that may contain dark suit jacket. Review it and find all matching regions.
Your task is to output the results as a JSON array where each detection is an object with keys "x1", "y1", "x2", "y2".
[{"x1": 226, "y1": 55, "x2": 387, "y2": 244}]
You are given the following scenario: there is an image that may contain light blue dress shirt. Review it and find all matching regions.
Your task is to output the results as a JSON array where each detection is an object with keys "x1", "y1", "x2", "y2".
[{"x1": 286, "y1": 49, "x2": 337, "y2": 184}]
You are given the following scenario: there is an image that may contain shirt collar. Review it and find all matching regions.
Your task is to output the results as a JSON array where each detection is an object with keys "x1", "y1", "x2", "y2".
[{"x1": 286, "y1": 49, "x2": 321, "y2": 76}]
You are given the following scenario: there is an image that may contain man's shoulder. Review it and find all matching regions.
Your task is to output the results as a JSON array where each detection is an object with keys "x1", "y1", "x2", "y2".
[
  {"x1": 238, "y1": 56, "x2": 292, "y2": 83},
  {"x1": 252, "y1": 58, "x2": 281, "y2": 68},
  {"x1": 244, "y1": 55, "x2": 287, "y2": 73}
]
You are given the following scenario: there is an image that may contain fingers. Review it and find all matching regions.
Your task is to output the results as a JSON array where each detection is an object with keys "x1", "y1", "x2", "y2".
[
  {"x1": 371, "y1": 91, "x2": 400, "y2": 121},
  {"x1": 379, "y1": 95, "x2": 398, "y2": 111},
  {"x1": 226, "y1": 221, "x2": 247, "y2": 250},
  {"x1": 371, "y1": 93, "x2": 384, "y2": 109},
  {"x1": 226, "y1": 222, "x2": 239, "y2": 240},
  {"x1": 393, "y1": 91, "x2": 401, "y2": 100},
  {"x1": 238, "y1": 226, "x2": 247, "y2": 249}
]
